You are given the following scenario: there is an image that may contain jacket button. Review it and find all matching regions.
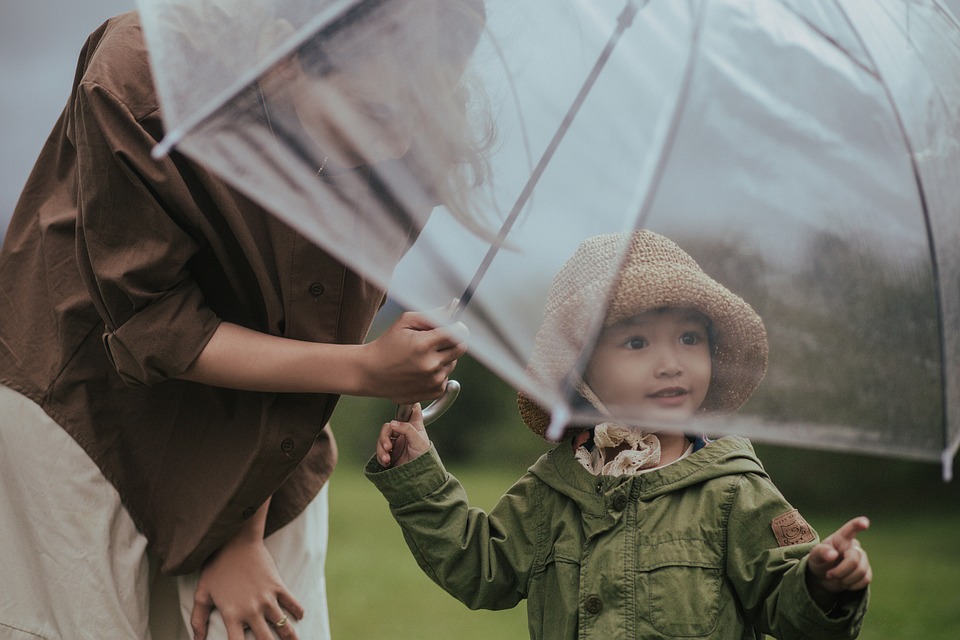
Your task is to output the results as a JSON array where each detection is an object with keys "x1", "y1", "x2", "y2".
[
  {"x1": 309, "y1": 282, "x2": 325, "y2": 296},
  {"x1": 241, "y1": 507, "x2": 256, "y2": 519},
  {"x1": 280, "y1": 438, "x2": 295, "y2": 453},
  {"x1": 595, "y1": 482, "x2": 603, "y2": 494},
  {"x1": 584, "y1": 595, "x2": 603, "y2": 615},
  {"x1": 612, "y1": 494, "x2": 628, "y2": 511}
]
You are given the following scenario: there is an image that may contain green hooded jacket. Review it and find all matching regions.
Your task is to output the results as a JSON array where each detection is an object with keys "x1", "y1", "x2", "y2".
[{"x1": 365, "y1": 436, "x2": 868, "y2": 639}]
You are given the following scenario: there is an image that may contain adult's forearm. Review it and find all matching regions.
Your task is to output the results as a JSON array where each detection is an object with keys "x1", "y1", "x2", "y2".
[{"x1": 178, "y1": 321, "x2": 366, "y2": 395}]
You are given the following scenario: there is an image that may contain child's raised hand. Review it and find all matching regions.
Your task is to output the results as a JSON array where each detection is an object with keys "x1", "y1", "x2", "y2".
[
  {"x1": 377, "y1": 403, "x2": 431, "y2": 468},
  {"x1": 806, "y1": 516, "x2": 872, "y2": 604}
]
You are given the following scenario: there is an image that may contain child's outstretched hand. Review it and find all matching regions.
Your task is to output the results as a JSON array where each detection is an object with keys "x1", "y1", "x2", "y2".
[
  {"x1": 377, "y1": 403, "x2": 431, "y2": 468},
  {"x1": 806, "y1": 516, "x2": 872, "y2": 609}
]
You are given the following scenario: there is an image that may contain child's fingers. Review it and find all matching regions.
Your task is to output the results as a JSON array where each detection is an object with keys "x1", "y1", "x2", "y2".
[
  {"x1": 377, "y1": 422, "x2": 399, "y2": 467},
  {"x1": 848, "y1": 548, "x2": 873, "y2": 590},
  {"x1": 806, "y1": 516, "x2": 873, "y2": 596},
  {"x1": 377, "y1": 419, "x2": 418, "y2": 467},
  {"x1": 376, "y1": 405, "x2": 429, "y2": 467},
  {"x1": 807, "y1": 542, "x2": 840, "y2": 577},
  {"x1": 823, "y1": 516, "x2": 870, "y2": 576},
  {"x1": 408, "y1": 402, "x2": 427, "y2": 431},
  {"x1": 830, "y1": 516, "x2": 870, "y2": 551},
  {"x1": 826, "y1": 539, "x2": 871, "y2": 588}
]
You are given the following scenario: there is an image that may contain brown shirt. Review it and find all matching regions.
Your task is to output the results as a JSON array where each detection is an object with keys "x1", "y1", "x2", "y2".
[{"x1": 0, "y1": 13, "x2": 421, "y2": 575}]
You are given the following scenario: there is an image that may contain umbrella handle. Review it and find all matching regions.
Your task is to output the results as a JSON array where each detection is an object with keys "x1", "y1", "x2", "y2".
[{"x1": 395, "y1": 380, "x2": 461, "y2": 426}]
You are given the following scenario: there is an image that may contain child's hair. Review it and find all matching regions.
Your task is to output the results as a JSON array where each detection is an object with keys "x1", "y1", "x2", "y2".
[{"x1": 518, "y1": 229, "x2": 769, "y2": 438}]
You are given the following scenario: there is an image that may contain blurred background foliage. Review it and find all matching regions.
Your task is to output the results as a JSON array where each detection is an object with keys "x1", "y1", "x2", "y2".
[
  {"x1": 333, "y1": 352, "x2": 960, "y2": 516},
  {"x1": 680, "y1": 229, "x2": 943, "y2": 448},
  {"x1": 335, "y1": 225, "x2": 958, "y2": 509}
]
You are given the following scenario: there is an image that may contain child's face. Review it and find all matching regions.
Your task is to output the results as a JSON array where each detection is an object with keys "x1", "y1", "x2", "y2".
[{"x1": 585, "y1": 307, "x2": 712, "y2": 426}]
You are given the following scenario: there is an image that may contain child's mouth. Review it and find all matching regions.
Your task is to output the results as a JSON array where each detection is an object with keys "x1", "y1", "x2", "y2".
[
  {"x1": 650, "y1": 387, "x2": 687, "y2": 398},
  {"x1": 648, "y1": 387, "x2": 690, "y2": 406}
]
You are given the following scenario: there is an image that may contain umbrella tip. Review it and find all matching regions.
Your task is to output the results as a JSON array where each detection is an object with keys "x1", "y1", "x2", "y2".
[{"x1": 544, "y1": 404, "x2": 571, "y2": 442}]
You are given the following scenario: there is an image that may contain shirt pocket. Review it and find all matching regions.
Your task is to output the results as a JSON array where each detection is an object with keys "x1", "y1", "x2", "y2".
[{"x1": 637, "y1": 537, "x2": 724, "y2": 637}]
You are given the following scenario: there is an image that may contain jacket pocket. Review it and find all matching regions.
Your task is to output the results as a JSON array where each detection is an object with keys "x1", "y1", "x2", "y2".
[{"x1": 637, "y1": 537, "x2": 724, "y2": 636}]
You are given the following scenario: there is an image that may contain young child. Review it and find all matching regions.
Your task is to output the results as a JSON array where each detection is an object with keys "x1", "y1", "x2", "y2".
[{"x1": 365, "y1": 229, "x2": 872, "y2": 639}]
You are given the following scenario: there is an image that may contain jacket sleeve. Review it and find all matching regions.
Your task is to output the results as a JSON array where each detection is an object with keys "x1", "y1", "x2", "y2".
[
  {"x1": 725, "y1": 473, "x2": 869, "y2": 640},
  {"x1": 72, "y1": 73, "x2": 221, "y2": 386},
  {"x1": 365, "y1": 446, "x2": 538, "y2": 611}
]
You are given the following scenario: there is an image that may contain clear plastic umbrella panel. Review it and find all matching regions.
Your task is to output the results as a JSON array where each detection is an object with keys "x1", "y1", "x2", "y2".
[{"x1": 137, "y1": 0, "x2": 960, "y2": 479}]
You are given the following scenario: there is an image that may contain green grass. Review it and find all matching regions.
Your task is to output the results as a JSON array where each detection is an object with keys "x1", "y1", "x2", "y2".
[
  {"x1": 327, "y1": 460, "x2": 960, "y2": 640},
  {"x1": 327, "y1": 462, "x2": 530, "y2": 639}
]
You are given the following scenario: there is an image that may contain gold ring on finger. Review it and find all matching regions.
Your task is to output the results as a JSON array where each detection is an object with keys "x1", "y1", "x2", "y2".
[{"x1": 275, "y1": 613, "x2": 289, "y2": 628}]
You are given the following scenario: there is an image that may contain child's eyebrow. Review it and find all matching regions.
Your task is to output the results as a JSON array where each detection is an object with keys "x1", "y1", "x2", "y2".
[
  {"x1": 612, "y1": 315, "x2": 651, "y2": 329},
  {"x1": 614, "y1": 309, "x2": 710, "y2": 327},
  {"x1": 679, "y1": 310, "x2": 710, "y2": 326}
]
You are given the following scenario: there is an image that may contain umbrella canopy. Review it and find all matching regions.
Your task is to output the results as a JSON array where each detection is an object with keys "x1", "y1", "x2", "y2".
[{"x1": 137, "y1": 0, "x2": 960, "y2": 479}]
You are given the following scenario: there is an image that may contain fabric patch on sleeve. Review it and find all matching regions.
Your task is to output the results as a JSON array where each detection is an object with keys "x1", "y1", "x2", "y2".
[{"x1": 771, "y1": 509, "x2": 815, "y2": 547}]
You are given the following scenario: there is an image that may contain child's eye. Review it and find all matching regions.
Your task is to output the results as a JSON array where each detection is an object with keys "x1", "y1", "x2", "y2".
[
  {"x1": 680, "y1": 331, "x2": 704, "y2": 346},
  {"x1": 625, "y1": 336, "x2": 647, "y2": 350}
]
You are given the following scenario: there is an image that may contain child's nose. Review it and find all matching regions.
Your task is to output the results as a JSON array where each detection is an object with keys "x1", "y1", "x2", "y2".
[{"x1": 654, "y1": 346, "x2": 683, "y2": 377}]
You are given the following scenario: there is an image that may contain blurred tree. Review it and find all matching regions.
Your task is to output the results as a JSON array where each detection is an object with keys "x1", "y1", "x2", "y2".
[
  {"x1": 679, "y1": 229, "x2": 952, "y2": 503},
  {"x1": 332, "y1": 232, "x2": 956, "y2": 509}
]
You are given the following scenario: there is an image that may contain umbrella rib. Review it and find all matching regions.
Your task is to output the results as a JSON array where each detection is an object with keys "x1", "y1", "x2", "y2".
[
  {"x1": 774, "y1": 0, "x2": 880, "y2": 79},
  {"x1": 543, "y1": 0, "x2": 710, "y2": 441},
  {"x1": 454, "y1": 0, "x2": 646, "y2": 317},
  {"x1": 829, "y1": 0, "x2": 957, "y2": 479}
]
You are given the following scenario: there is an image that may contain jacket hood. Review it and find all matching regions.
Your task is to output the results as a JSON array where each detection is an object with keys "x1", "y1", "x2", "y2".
[{"x1": 529, "y1": 435, "x2": 766, "y2": 513}]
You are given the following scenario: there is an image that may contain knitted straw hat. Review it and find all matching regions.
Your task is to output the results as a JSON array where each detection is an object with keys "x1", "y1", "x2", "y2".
[{"x1": 517, "y1": 229, "x2": 768, "y2": 438}]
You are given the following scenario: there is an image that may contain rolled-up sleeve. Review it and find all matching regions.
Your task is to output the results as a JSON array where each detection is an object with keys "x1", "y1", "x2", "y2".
[{"x1": 73, "y1": 76, "x2": 220, "y2": 385}]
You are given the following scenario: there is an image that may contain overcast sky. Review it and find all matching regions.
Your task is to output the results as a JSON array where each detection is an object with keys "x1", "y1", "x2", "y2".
[
  {"x1": 1, "y1": 1, "x2": 135, "y2": 233},
  {"x1": 4, "y1": 0, "x2": 960, "y2": 236}
]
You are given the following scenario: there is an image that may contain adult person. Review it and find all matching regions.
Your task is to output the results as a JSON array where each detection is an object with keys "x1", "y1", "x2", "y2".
[{"x1": 0, "y1": 1, "x2": 488, "y2": 638}]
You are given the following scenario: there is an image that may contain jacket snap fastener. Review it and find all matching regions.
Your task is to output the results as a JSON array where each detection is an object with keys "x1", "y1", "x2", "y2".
[
  {"x1": 309, "y1": 283, "x2": 325, "y2": 296},
  {"x1": 585, "y1": 595, "x2": 603, "y2": 614},
  {"x1": 613, "y1": 494, "x2": 628, "y2": 511}
]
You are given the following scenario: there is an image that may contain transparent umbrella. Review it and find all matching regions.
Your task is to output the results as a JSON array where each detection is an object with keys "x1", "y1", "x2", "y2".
[{"x1": 137, "y1": 0, "x2": 960, "y2": 479}]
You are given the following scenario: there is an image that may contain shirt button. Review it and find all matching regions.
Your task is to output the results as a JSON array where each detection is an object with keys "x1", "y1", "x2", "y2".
[
  {"x1": 241, "y1": 507, "x2": 256, "y2": 519},
  {"x1": 280, "y1": 437, "x2": 296, "y2": 453},
  {"x1": 585, "y1": 595, "x2": 603, "y2": 615},
  {"x1": 613, "y1": 494, "x2": 628, "y2": 511},
  {"x1": 309, "y1": 283, "x2": 325, "y2": 296}
]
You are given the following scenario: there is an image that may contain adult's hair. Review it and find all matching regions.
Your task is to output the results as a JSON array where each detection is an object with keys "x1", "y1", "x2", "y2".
[{"x1": 297, "y1": 0, "x2": 495, "y2": 235}]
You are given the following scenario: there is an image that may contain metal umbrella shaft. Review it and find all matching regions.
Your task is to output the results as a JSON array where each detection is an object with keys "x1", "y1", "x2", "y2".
[{"x1": 400, "y1": 0, "x2": 645, "y2": 424}]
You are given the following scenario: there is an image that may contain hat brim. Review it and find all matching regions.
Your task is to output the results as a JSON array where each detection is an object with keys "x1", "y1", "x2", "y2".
[{"x1": 518, "y1": 262, "x2": 768, "y2": 439}]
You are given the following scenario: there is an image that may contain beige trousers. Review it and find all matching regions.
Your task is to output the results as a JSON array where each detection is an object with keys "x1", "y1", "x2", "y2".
[{"x1": 0, "y1": 384, "x2": 330, "y2": 640}]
